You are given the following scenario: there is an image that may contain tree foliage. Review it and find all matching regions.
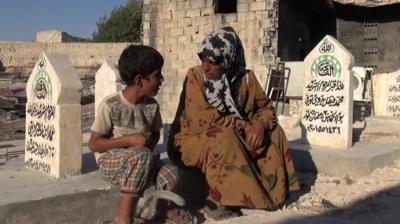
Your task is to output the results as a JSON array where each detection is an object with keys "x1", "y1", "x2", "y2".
[{"x1": 92, "y1": 0, "x2": 142, "y2": 42}]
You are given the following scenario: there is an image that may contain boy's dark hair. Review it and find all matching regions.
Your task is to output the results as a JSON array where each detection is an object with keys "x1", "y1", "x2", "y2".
[{"x1": 118, "y1": 45, "x2": 164, "y2": 85}]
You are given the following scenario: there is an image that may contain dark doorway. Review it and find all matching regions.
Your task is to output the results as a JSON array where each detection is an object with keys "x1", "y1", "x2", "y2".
[
  {"x1": 215, "y1": 0, "x2": 237, "y2": 14},
  {"x1": 278, "y1": 0, "x2": 336, "y2": 61}
]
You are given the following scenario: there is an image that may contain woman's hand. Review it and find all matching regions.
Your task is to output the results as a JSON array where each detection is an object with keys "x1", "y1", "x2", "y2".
[{"x1": 245, "y1": 120, "x2": 265, "y2": 150}]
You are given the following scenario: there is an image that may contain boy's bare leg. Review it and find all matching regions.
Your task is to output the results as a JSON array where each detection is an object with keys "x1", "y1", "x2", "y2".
[{"x1": 115, "y1": 195, "x2": 139, "y2": 224}]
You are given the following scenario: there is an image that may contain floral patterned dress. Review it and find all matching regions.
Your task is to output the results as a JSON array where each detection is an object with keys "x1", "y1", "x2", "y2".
[{"x1": 169, "y1": 66, "x2": 300, "y2": 209}]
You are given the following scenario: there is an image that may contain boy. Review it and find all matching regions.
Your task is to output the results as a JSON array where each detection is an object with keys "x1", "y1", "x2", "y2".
[{"x1": 89, "y1": 45, "x2": 192, "y2": 224}]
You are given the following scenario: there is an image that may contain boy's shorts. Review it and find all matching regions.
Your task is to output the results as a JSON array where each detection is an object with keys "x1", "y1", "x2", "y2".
[{"x1": 98, "y1": 147, "x2": 178, "y2": 196}]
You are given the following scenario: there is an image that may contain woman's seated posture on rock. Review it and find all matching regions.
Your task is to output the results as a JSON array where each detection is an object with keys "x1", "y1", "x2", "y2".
[{"x1": 168, "y1": 27, "x2": 300, "y2": 220}]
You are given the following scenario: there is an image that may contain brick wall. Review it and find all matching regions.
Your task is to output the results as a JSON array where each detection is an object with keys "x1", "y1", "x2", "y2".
[
  {"x1": 0, "y1": 41, "x2": 132, "y2": 76},
  {"x1": 143, "y1": 0, "x2": 279, "y2": 122}
]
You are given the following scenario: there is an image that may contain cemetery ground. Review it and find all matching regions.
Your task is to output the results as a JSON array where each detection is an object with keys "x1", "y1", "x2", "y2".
[{"x1": 1, "y1": 104, "x2": 400, "y2": 223}]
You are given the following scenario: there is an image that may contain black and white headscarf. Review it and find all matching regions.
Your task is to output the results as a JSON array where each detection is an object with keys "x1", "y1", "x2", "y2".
[{"x1": 198, "y1": 27, "x2": 246, "y2": 119}]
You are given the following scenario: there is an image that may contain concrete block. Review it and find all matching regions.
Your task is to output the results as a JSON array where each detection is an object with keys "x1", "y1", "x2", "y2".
[
  {"x1": 176, "y1": 1, "x2": 191, "y2": 10},
  {"x1": 163, "y1": 1, "x2": 177, "y2": 11},
  {"x1": 190, "y1": 0, "x2": 206, "y2": 8},
  {"x1": 205, "y1": 0, "x2": 214, "y2": 7},
  {"x1": 184, "y1": 26, "x2": 199, "y2": 35},
  {"x1": 198, "y1": 24, "x2": 214, "y2": 35},
  {"x1": 164, "y1": 19, "x2": 178, "y2": 29},
  {"x1": 250, "y1": 1, "x2": 267, "y2": 11},
  {"x1": 170, "y1": 27, "x2": 184, "y2": 36},
  {"x1": 200, "y1": 7, "x2": 214, "y2": 16},
  {"x1": 161, "y1": 11, "x2": 172, "y2": 20},
  {"x1": 192, "y1": 17, "x2": 207, "y2": 26},
  {"x1": 290, "y1": 140, "x2": 400, "y2": 177},
  {"x1": 237, "y1": 12, "x2": 256, "y2": 21},
  {"x1": 186, "y1": 9, "x2": 201, "y2": 18},
  {"x1": 178, "y1": 18, "x2": 193, "y2": 27},
  {"x1": 172, "y1": 10, "x2": 186, "y2": 19},
  {"x1": 237, "y1": 3, "x2": 249, "y2": 12},
  {"x1": 360, "y1": 116, "x2": 400, "y2": 143}
]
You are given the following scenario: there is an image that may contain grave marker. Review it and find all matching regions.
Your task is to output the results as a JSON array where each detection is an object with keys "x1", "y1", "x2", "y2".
[
  {"x1": 94, "y1": 59, "x2": 122, "y2": 117},
  {"x1": 302, "y1": 35, "x2": 354, "y2": 149},
  {"x1": 93, "y1": 59, "x2": 122, "y2": 161},
  {"x1": 387, "y1": 69, "x2": 400, "y2": 117},
  {"x1": 25, "y1": 52, "x2": 82, "y2": 178}
]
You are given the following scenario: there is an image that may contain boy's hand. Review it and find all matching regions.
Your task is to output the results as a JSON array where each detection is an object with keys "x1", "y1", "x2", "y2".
[
  {"x1": 245, "y1": 120, "x2": 265, "y2": 150},
  {"x1": 125, "y1": 133, "x2": 149, "y2": 147}
]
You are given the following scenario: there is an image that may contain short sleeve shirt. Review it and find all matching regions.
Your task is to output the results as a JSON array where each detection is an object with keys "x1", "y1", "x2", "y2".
[{"x1": 91, "y1": 91, "x2": 163, "y2": 139}]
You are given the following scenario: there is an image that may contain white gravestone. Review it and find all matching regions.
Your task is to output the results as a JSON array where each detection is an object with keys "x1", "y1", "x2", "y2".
[
  {"x1": 25, "y1": 52, "x2": 82, "y2": 178},
  {"x1": 95, "y1": 59, "x2": 122, "y2": 117},
  {"x1": 387, "y1": 69, "x2": 400, "y2": 117},
  {"x1": 94, "y1": 59, "x2": 122, "y2": 161},
  {"x1": 302, "y1": 35, "x2": 354, "y2": 149}
]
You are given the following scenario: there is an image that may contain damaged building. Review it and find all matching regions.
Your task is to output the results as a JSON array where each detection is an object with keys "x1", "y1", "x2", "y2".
[{"x1": 142, "y1": 0, "x2": 400, "y2": 121}]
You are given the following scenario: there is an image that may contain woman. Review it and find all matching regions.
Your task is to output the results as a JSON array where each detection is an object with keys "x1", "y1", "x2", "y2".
[{"x1": 168, "y1": 27, "x2": 300, "y2": 218}]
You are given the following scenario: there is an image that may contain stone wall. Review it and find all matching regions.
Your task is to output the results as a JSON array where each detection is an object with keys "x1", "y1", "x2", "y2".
[
  {"x1": 36, "y1": 30, "x2": 89, "y2": 43},
  {"x1": 0, "y1": 41, "x2": 133, "y2": 76},
  {"x1": 333, "y1": 0, "x2": 400, "y2": 7},
  {"x1": 143, "y1": 0, "x2": 279, "y2": 122}
]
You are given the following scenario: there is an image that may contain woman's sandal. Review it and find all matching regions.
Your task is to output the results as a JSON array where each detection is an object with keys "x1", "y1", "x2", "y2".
[{"x1": 204, "y1": 207, "x2": 242, "y2": 221}]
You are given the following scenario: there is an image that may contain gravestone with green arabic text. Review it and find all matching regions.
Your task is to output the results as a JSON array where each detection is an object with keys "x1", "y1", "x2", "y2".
[
  {"x1": 301, "y1": 35, "x2": 354, "y2": 149},
  {"x1": 25, "y1": 52, "x2": 82, "y2": 178}
]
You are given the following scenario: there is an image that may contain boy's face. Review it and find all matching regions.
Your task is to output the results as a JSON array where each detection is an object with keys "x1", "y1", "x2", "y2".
[{"x1": 141, "y1": 69, "x2": 164, "y2": 96}]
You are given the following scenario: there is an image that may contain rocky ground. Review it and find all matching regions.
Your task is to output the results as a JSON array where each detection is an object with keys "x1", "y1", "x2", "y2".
[{"x1": 202, "y1": 158, "x2": 400, "y2": 224}]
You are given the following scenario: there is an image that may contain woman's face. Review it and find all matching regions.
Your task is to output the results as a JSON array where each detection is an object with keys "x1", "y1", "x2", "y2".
[{"x1": 201, "y1": 58, "x2": 225, "y2": 80}]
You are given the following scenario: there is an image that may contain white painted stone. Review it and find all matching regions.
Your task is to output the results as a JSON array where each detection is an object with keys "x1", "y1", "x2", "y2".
[
  {"x1": 372, "y1": 72, "x2": 388, "y2": 116},
  {"x1": 386, "y1": 69, "x2": 400, "y2": 117},
  {"x1": 25, "y1": 52, "x2": 82, "y2": 178},
  {"x1": 302, "y1": 35, "x2": 354, "y2": 149},
  {"x1": 94, "y1": 59, "x2": 122, "y2": 118},
  {"x1": 94, "y1": 59, "x2": 123, "y2": 160},
  {"x1": 372, "y1": 70, "x2": 400, "y2": 117}
]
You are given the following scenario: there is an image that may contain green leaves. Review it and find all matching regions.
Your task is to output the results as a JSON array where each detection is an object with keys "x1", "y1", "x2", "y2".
[{"x1": 92, "y1": 0, "x2": 141, "y2": 42}]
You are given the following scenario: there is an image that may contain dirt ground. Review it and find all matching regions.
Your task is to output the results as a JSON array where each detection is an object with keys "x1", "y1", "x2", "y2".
[{"x1": 202, "y1": 159, "x2": 400, "y2": 224}]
